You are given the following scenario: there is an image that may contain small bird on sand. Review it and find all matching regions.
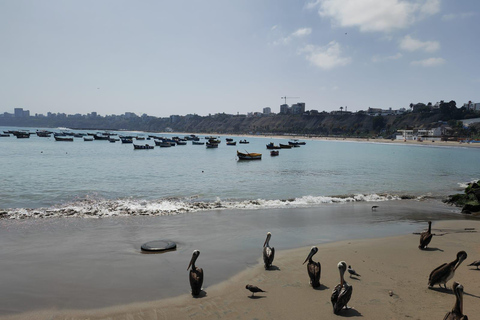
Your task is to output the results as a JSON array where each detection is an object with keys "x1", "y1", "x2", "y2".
[
  {"x1": 467, "y1": 260, "x2": 480, "y2": 269},
  {"x1": 371, "y1": 205, "x2": 379, "y2": 211},
  {"x1": 246, "y1": 284, "x2": 266, "y2": 297},
  {"x1": 348, "y1": 265, "x2": 361, "y2": 278}
]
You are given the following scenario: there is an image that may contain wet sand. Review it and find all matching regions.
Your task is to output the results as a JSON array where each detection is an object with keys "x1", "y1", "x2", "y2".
[{"x1": 3, "y1": 219, "x2": 479, "y2": 320}]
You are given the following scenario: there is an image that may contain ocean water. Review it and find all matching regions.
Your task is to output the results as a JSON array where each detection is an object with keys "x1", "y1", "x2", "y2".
[{"x1": 1, "y1": 126, "x2": 479, "y2": 218}]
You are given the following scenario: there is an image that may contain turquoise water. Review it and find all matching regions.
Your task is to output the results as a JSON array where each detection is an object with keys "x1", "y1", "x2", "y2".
[{"x1": 1, "y1": 126, "x2": 479, "y2": 218}]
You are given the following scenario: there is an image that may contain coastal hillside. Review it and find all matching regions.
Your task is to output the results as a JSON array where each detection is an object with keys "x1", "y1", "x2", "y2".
[{"x1": 1, "y1": 110, "x2": 478, "y2": 138}]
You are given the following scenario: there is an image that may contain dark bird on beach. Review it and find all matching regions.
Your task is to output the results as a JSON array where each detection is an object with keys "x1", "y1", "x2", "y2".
[
  {"x1": 303, "y1": 246, "x2": 321, "y2": 288},
  {"x1": 263, "y1": 232, "x2": 275, "y2": 270},
  {"x1": 443, "y1": 282, "x2": 468, "y2": 320},
  {"x1": 467, "y1": 260, "x2": 480, "y2": 269},
  {"x1": 371, "y1": 205, "x2": 378, "y2": 211},
  {"x1": 419, "y1": 221, "x2": 433, "y2": 250},
  {"x1": 429, "y1": 251, "x2": 467, "y2": 289},
  {"x1": 187, "y1": 250, "x2": 204, "y2": 296},
  {"x1": 347, "y1": 265, "x2": 361, "y2": 278},
  {"x1": 331, "y1": 261, "x2": 353, "y2": 314},
  {"x1": 246, "y1": 284, "x2": 266, "y2": 297}
]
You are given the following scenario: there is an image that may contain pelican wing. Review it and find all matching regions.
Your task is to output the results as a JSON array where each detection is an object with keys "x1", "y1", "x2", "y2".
[
  {"x1": 189, "y1": 267, "x2": 204, "y2": 296},
  {"x1": 443, "y1": 312, "x2": 468, "y2": 320},
  {"x1": 429, "y1": 263, "x2": 451, "y2": 286},
  {"x1": 332, "y1": 283, "x2": 352, "y2": 314},
  {"x1": 307, "y1": 261, "x2": 321, "y2": 287},
  {"x1": 419, "y1": 231, "x2": 433, "y2": 248},
  {"x1": 263, "y1": 246, "x2": 275, "y2": 268}
]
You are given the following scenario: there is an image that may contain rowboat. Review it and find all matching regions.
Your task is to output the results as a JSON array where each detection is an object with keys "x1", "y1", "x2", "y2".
[
  {"x1": 54, "y1": 135, "x2": 74, "y2": 142},
  {"x1": 237, "y1": 150, "x2": 262, "y2": 160},
  {"x1": 279, "y1": 143, "x2": 292, "y2": 149},
  {"x1": 133, "y1": 144, "x2": 154, "y2": 150},
  {"x1": 270, "y1": 150, "x2": 279, "y2": 156},
  {"x1": 266, "y1": 142, "x2": 280, "y2": 149}
]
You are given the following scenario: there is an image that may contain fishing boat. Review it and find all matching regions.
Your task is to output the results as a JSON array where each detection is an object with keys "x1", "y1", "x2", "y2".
[
  {"x1": 266, "y1": 142, "x2": 280, "y2": 149},
  {"x1": 226, "y1": 138, "x2": 233, "y2": 142},
  {"x1": 206, "y1": 141, "x2": 219, "y2": 148},
  {"x1": 155, "y1": 140, "x2": 172, "y2": 147},
  {"x1": 239, "y1": 139, "x2": 249, "y2": 144},
  {"x1": 279, "y1": 143, "x2": 293, "y2": 149},
  {"x1": 192, "y1": 141, "x2": 205, "y2": 145},
  {"x1": 237, "y1": 150, "x2": 262, "y2": 160},
  {"x1": 226, "y1": 141, "x2": 237, "y2": 146},
  {"x1": 133, "y1": 144, "x2": 154, "y2": 150},
  {"x1": 83, "y1": 136, "x2": 93, "y2": 141},
  {"x1": 36, "y1": 131, "x2": 52, "y2": 137},
  {"x1": 288, "y1": 139, "x2": 306, "y2": 146},
  {"x1": 270, "y1": 150, "x2": 279, "y2": 156},
  {"x1": 120, "y1": 137, "x2": 133, "y2": 143},
  {"x1": 54, "y1": 135, "x2": 74, "y2": 142}
]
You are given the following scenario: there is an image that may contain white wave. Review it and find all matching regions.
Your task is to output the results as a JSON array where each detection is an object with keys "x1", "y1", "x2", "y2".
[
  {"x1": 458, "y1": 179, "x2": 479, "y2": 189},
  {"x1": 1, "y1": 193, "x2": 404, "y2": 220}
]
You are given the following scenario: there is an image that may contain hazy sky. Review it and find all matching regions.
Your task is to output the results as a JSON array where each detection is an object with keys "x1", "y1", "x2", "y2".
[{"x1": 1, "y1": 0, "x2": 479, "y2": 117}]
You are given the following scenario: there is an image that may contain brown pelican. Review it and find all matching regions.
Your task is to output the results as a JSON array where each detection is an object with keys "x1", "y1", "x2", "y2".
[
  {"x1": 419, "y1": 221, "x2": 433, "y2": 249},
  {"x1": 467, "y1": 260, "x2": 480, "y2": 269},
  {"x1": 347, "y1": 265, "x2": 361, "y2": 278},
  {"x1": 263, "y1": 232, "x2": 275, "y2": 270},
  {"x1": 443, "y1": 282, "x2": 468, "y2": 320},
  {"x1": 331, "y1": 261, "x2": 353, "y2": 314},
  {"x1": 187, "y1": 250, "x2": 203, "y2": 296},
  {"x1": 428, "y1": 251, "x2": 467, "y2": 289},
  {"x1": 303, "y1": 246, "x2": 321, "y2": 288},
  {"x1": 245, "y1": 284, "x2": 266, "y2": 297}
]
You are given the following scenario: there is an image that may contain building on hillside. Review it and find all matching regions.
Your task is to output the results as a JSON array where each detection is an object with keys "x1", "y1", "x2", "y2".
[
  {"x1": 14, "y1": 108, "x2": 30, "y2": 117},
  {"x1": 280, "y1": 104, "x2": 290, "y2": 114},
  {"x1": 462, "y1": 101, "x2": 480, "y2": 112},
  {"x1": 291, "y1": 103, "x2": 305, "y2": 115},
  {"x1": 395, "y1": 126, "x2": 451, "y2": 141},
  {"x1": 263, "y1": 107, "x2": 271, "y2": 115}
]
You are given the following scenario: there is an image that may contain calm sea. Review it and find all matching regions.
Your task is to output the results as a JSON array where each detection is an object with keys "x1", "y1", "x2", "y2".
[{"x1": 1, "y1": 125, "x2": 479, "y2": 218}]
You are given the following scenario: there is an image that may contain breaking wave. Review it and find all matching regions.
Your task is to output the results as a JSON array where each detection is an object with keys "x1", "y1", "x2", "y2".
[{"x1": 0, "y1": 193, "x2": 424, "y2": 220}]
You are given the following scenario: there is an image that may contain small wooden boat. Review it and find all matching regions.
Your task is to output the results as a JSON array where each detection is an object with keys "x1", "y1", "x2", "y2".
[
  {"x1": 0, "y1": 133, "x2": 10, "y2": 137},
  {"x1": 206, "y1": 141, "x2": 219, "y2": 148},
  {"x1": 270, "y1": 150, "x2": 279, "y2": 156},
  {"x1": 192, "y1": 141, "x2": 205, "y2": 145},
  {"x1": 279, "y1": 143, "x2": 293, "y2": 149},
  {"x1": 226, "y1": 141, "x2": 237, "y2": 146},
  {"x1": 176, "y1": 140, "x2": 187, "y2": 145},
  {"x1": 133, "y1": 144, "x2": 154, "y2": 150},
  {"x1": 289, "y1": 139, "x2": 306, "y2": 146},
  {"x1": 54, "y1": 135, "x2": 74, "y2": 142},
  {"x1": 36, "y1": 131, "x2": 52, "y2": 137},
  {"x1": 237, "y1": 150, "x2": 262, "y2": 160},
  {"x1": 266, "y1": 142, "x2": 280, "y2": 149},
  {"x1": 120, "y1": 137, "x2": 133, "y2": 143},
  {"x1": 155, "y1": 140, "x2": 172, "y2": 147},
  {"x1": 226, "y1": 138, "x2": 233, "y2": 142},
  {"x1": 83, "y1": 137, "x2": 93, "y2": 141},
  {"x1": 239, "y1": 139, "x2": 249, "y2": 144},
  {"x1": 13, "y1": 132, "x2": 30, "y2": 138}
]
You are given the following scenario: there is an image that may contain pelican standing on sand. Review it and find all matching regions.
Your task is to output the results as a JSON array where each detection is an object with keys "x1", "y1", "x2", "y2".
[
  {"x1": 263, "y1": 232, "x2": 275, "y2": 270},
  {"x1": 443, "y1": 282, "x2": 468, "y2": 320},
  {"x1": 187, "y1": 250, "x2": 203, "y2": 296},
  {"x1": 428, "y1": 251, "x2": 467, "y2": 289},
  {"x1": 419, "y1": 221, "x2": 433, "y2": 249},
  {"x1": 303, "y1": 246, "x2": 321, "y2": 288},
  {"x1": 331, "y1": 261, "x2": 353, "y2": 314}
]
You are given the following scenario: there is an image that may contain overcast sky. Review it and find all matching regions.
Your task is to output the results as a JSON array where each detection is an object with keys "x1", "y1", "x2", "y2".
[{"x1": 1, "y1": 0, "x2": 479, "y2": 117}]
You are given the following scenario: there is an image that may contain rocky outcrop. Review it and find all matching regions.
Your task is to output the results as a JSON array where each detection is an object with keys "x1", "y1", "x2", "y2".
[{"x1": 444, "y1": 181, "x2": 480, "y2": 214}]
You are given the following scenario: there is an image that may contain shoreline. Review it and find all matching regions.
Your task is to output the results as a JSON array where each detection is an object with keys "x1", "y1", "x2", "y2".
[{"x1": 3, "y1": 219, "x2": 479, "y2": 320}]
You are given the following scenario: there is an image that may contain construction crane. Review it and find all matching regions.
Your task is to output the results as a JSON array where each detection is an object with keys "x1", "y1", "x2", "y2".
[{"x1": 281, "y1": 96, "x2": 300, "y2": 105}]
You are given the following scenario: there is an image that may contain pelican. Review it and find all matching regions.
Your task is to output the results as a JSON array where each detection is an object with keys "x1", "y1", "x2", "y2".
[
  {"x1": 303, "y1": 246, "x2": 321, "y2": 288},
  {"x1": 419, "y1": 221, "x2": 433, "y2": 250},
  {"x1": 331, "y1": 261, "x2": 353, "y2": 314},
  {"x1": 263, "y1": 232, "x2": 275, "y2": 270},
  {"x1": 245, "y1": 284, "x2": 266, "y2": 297},
  {"x1": 429, "y1": 251, "x2": 467, "y2": 289},
  {"x1": 467, "y1": 260, "x2": 480, "y2": 269},
  {"x1": 187, "y1": 250, "x2": 203, "y2": 296},
  {"x1": 443, "y1": 282, "x2": 468, "y2": 320}
]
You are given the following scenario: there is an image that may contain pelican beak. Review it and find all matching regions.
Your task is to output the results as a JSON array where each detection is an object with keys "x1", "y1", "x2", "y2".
[
  {"x1": 303, "y1": 250, "x2": 314, "y2": 265},
  {"x1": 455, "y1": 254, "x2": 467, "y2": 271},
  {"x1": 187, "y1": 258, "x2": 193, "y2": 270},
  {"x1": 187, "y1": 253, "x2": 196, "y2": 270}
]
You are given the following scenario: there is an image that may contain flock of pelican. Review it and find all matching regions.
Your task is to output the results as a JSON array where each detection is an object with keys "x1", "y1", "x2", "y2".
[{"x1": 186, "y1": 222, "x2": 475, "y2": 317}]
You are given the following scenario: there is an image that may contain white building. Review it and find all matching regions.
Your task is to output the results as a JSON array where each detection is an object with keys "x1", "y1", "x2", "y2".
[{"x1": 263, "y1": 107, "x2": 271, "y2": 115}]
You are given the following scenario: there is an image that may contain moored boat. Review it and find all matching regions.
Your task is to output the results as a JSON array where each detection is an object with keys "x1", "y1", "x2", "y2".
[
  {"x1": 226, "y1": 141, "x2": 237, "y2": 146},
  {"x1": 289, "y1": 139, "x2": 306, "y2": 146},
  {"x1": 54, "y1": 135, "x2": 74, "y2": 142},
  {"x1": 192, "y1": 141, "x2": 205, "y2": 145},
  {"x1": 279, "y1": 143, "x2": 293, "y2": 149},
  {"x1": 133, "y1": 144, "x2": 154, "y2": 150},
  {"x1": 237, "y1": 150, "x2": 262, "y2": 160},
  {"x1": 239, "y1": 139, "x2": 249, "y2": 144},
  {"x1": 266, "y1": 142, "x2": 280, "y2": 149},
  {"x1": 270, "y1": 150, "x2": 279, "y2": 156}
]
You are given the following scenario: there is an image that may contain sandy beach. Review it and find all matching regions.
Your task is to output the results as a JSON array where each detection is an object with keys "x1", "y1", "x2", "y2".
[{"x1": 4, "y1": 219, "x2": 479, "y2": 320}]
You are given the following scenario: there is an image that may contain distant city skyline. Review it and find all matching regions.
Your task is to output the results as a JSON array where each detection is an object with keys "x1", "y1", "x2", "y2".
[{"x1": 1, "y1": 1, "x2": 479, "y2": 117}]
